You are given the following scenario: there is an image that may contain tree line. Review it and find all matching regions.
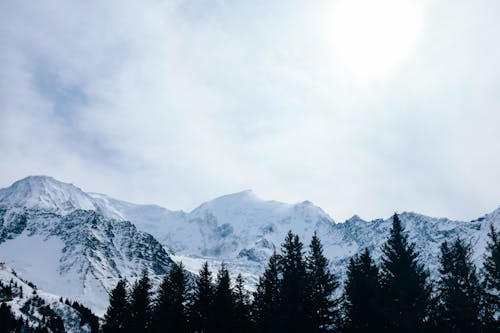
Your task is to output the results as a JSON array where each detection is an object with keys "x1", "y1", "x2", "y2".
[{"x1": 102, "y1": 214, "x2": 500, "y2": 333}]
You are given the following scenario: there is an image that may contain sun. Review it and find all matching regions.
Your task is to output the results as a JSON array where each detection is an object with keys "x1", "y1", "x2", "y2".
[{"x1": 329, "y1": 0, "x2": 424, "y2": 80}]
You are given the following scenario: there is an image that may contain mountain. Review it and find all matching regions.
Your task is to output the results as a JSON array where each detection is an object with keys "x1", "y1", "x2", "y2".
[
  {"x1": 0, "y1": 176, "x2": 97, "y2": 215},
  {"x1": 84, "y1": 183, "x2": 500, "y2": 285},
  {"x1": 0, "y1": 176, "x2": 177, "y2": 315},
  {"x1": 86, "y1": 188, "x2": 338, "y2": 285},
  {"x1": 135, "y1": 191, "x2": 499, "y2": 285},
  {"x1": 0, "y1": 262, "x2": 99, "y2": 332},
  {"x1": 0, "y1": 175, "x2": 499, "y2": 311}
]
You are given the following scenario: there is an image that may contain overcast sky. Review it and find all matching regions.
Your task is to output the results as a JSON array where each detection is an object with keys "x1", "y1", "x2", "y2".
[{"x1": 1, "y1": 0, "x2": 499, "y2": 222}]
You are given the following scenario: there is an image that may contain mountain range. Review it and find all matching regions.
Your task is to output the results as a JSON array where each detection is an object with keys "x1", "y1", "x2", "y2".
[{"x1": 0, "y1": 175, "x2": 498, "y2": 319}]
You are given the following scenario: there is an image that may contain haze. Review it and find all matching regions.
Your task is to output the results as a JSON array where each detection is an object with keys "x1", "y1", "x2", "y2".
[{"x1": 1, "y1": 0, "x2": 499, "y2": 222}]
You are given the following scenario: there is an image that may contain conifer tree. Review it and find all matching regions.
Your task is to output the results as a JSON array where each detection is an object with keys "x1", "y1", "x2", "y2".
[
  {"x1": 233, "y1": 274, "x2": 251, "y2": 333},
  {"x1": 437, "y1": 238, "x2": 483, "y2": 333},
  {"x1": 189, "y1": 261, "x2": 214, "y2": 333},
  {"x1": 102, "y1": 279, "x2": 129, "y2": 333},
  {"x1": 483, "y1": 224, "x2": 500, "y2": 325},
  {"x1": 305, "y1": 232, "x2": 339, "y2": 332},
  {"x1": 128, "y1": 272, "x2": 152, "y2": 333},
  {"x1": 212, "y1": 264, "x2": 235, "y2": 333},
  {"x1": 278, "y1": 231, "x2": 308, "y2": 332},
  {"x1": 343, "y1": 248, "x2": 383, "y2": 333},
  {"x1": 152, "y1": 263, "x2": 190, "y2": 333},
  {"x1": 0, "y1": 302, "x2": 17, "y2": 333},
  {"x1": 380, "y1": 213, "x2": 432, "y2": 333},
  {"x1": 253, "y1": 252, "x2": 280, "y2": 333}
]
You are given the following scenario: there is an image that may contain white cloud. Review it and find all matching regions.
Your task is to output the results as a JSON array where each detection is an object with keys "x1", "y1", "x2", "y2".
[{"x1": 0, "y1": 0, "x2": 499, "y2": 221}]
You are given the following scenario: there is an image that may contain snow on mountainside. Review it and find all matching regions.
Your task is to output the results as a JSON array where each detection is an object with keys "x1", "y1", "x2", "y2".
[
  {"x1": 0, "y1": 263, "x2": 97, "y2": 332},
  {"x1": 0, "y1": 176, "x2": 97, "y2": 214},
  {"x1": 87, "y1": 189, "x2": 338, "y2": 284},
  {"x1": 0, "y1": 177, "x2": 177, "y2": 315},
  {"x1": 155, "y1": 190, "x2": 335, "y2": 258},
  {"x1": 88, "y1": 192, "x2": 186, "y2": 245},
  {"x1": 1, "y1": 175, "x2": 499, "y2": 309},
  {"x1": 90, "y1": 184, "x2": 499, "y2": 285}
]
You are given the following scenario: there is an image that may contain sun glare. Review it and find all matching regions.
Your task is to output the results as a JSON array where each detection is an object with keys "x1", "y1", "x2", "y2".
[{"x1": 329, "y1": 0, "x2": 424, "y2": 80}]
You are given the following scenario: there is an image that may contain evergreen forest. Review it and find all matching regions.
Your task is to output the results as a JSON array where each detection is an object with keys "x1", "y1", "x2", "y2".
[{"x1": 101, "y1": 214, "x2": 500, "y2": 333}]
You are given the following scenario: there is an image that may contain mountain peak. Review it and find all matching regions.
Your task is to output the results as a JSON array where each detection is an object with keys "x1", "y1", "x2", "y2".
[
  {"x1": 11, "y1": 175, "x2": 74, "y2": 189},
  {"x1": 217, "y1": 189, "x2": 258, "y2": 200},
  {"x1": 21, "y1": 174, "x2": 54, "y2": 181},
  {"x1": 192, "y1": 189, "x2": 260, "y2": 212},
  {"x1": 346, "y1": 214, "x2": 365, "y2": 223},
  {"x1": 0, "y1": 175, "x2": 97, "y2": 214}
]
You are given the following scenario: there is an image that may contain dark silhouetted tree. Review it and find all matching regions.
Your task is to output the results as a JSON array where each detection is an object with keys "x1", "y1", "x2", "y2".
[
  {"x1": 128, "y1": 272, "x2": 152, "y2": 333},
  {"x1": 152, "y1": 263, "x2": 190, "y2": 333},
  {"x1": 0, "y1": 302, "x2": 18, "y2": 333},
  {"x1": 278, "y1": 231, "x2": 308, "y2": 332},
  {"x1": 380, "y1": 213, "x2": 432, "y2": 333},
  {"x1": 212, "y1": 264, "x2": 235, "y2": 333},
  {"x1": 253, "y1": 251, "x2": 280, "y2": 333},
  {"x1": 437, "y1": 238, "x2": 482, "y2": 333},
  {"x1": 189, "y1": 261, "x2": 214, "y2": 333},
  {"x1": 102, "y1": 279, "x2": 129, "y2": 333},
  {"x1": 305, "y1": 232, "x2": 339, "y2": 332},
  {"x1": 233, "y1": 274, "x2": 251, "y2": 333},
  {"x1": 343, "y1": 248, "x2": 383, "y2": 333},
  {"x1": 483, "y1": 224, "x2": 500, "y2": 330}
]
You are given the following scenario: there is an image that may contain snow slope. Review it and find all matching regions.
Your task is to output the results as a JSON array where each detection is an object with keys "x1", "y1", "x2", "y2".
[
  {"x1": 87, "y1": 186, "x2": 499, "y2": 284},
  {"x1": 0, "y1": 179, "x2": 177, "y2": 314},
  {"x1": 0, "y1": 263, "x2": 96, "y2": 332},
  {"x1": 1, "y1": 175, "x2": 499, "y2": 308},
  {"x1": 0, "y1": 176, "x2": 97, "y2": 215}
]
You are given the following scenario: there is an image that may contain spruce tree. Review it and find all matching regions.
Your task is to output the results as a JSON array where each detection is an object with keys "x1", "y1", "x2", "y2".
[
  {"x1": 0, "y1": 302, "x2": 17, "y2": 333},
  {"x1": 233, "y1": 274, "x2": 251, "y2": 333},
  {"x1": 343, "y1": 248, "x2": 383, "y2": 333},
  {"x1": 437, "y1": 238, "x2": 483, "y2": 333},
  {"x1": 380, "y1": 213, "x2": 432, "y2": 333},
  {"x1": 483, "y1": 224, "x2": 500, "y2": 325},
  {"x1": 102, "y1": 279, "x2": 129, "y2": 333},
  {"x1": 152, "y1": 263, "x2": 190, "y2": 333},
  {"x1": 278, "y1": 231, "x2": 308, "y2": 332},
  {"x1": 305, "y1": 232, "x2": 339, "y2": 332},
  {"x1": 128, "y1": 272, "x2": 152, "y2": 333},
  {"x1": 212, "y1": 264, "x2": 235, "y2": 333},
  {"x1": 253, "y1": 252, "x2": 280, "y2": 333},
  {"x1": 189, "y1": 261, "x2": 214, "y2": 333}
]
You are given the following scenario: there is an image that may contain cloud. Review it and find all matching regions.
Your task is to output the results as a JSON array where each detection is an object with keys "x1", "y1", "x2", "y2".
[{"x1": 0, "y1": 0, "x2": 499, "y2": 221}]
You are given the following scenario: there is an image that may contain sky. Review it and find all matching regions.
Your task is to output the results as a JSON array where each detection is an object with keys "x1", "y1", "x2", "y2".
[{"x1": 1, "y1": 0, "x2": 499, "y2": 222}]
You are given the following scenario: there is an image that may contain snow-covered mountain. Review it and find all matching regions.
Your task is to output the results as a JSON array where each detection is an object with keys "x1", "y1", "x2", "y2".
[
  {"x1": 0, "y1": 263, "x2": 98, "y2": 332},
  {"x1": 0, "y1": 176, "x2": 177, "y2": 315},
  {"x1": 84, "y1": 181, "x2": 499, "y2": 285},
  {"x1": 0, "y1": 175, "x2": 499, "y2": 313}
]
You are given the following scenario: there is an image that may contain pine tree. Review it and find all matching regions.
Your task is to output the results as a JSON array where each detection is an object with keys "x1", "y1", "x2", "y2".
[
  {"x1": 380, "y1": 213, "x2": 432, "y2": 333},
  {"x1": 253, "y1": 252, "x2": 281, "y2": 333},
  {"x1": 483, "y1": 224, "x2": 500, "y2": 327},
  {"x1": 189, "y1": 261, "x2": 214, "y2": 333},
  {"x1": 212, "y1": 264, "x2": 235, "y2": 333},
  {"x1": 0, "y1": 302, "x2": 17, "y2": 333},
  {"x1": 233, "y1": 274, "x2": 251, "y2": 333},
  {"x1": 305, "y1": 232, "x2": 339, "y2": 332},
  {"x1": 437, "y1": 238, "x2": 483, "y2": 333},
  {"x1": 278, "y1": 231, "x2": 308, "y2": 332},
  {"x1": 152, "y1": 263, "x2": 190, "y2": 333},
  {"x1": 343, "y1": 248, "x2": 383, "y2": 333},
  {"x1": 102, "y1": 279, "x2": 129, "y2": 333},
  {"x1": 128, "y1": 272, "x2": 152, "y2": 333}
]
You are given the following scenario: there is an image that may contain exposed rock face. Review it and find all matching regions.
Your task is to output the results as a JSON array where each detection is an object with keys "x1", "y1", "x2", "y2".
[{"x1": 0, "y1": 175, "x2": 499, "y2": 312}]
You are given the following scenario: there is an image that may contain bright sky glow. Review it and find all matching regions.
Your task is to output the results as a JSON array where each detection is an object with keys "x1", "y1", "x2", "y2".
[
  {"x1": 1, "y1": 0, "x2": 500, "y2": 222},
  {"x1": 330, "y1": 0, "x2": 424, "y2": 79}
]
